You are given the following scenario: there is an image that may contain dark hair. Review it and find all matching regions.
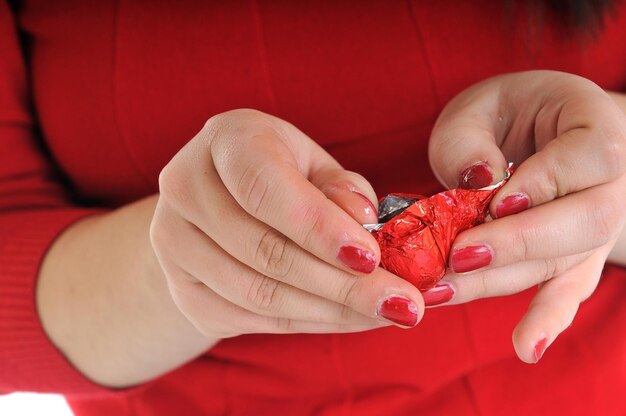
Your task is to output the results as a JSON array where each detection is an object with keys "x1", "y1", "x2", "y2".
[{"x1": 527, "y1": 0, "x2": 619, "y2": 37}]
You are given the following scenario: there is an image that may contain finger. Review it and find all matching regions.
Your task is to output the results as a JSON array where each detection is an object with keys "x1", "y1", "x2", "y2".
[
  {"x1": 492, "y1": 86, "x2": 626, "y2": 218},
  {"x1": 153, "y1": 198, "x2": 424, "y2": 328},
  {"x1": 168, "y1": 269, "x2": 387, "y2": 338},
  {"x1": 511, "y1": 248, "x2": 606, "y2": 363},
  {"x1": 309, "y1": 167, "x2": 378, "y2": 225},
  {"x1": 206, "y1": 109, "x2": 381, "y2": 274},
  {"x1": 152, "y1": 242, "x2": 267, "y2": 339},
  {"x1": 449, "y1": 181, "x2": 623, "y2": 273},
  {"x1": 428, "y1": 76, "x2": 509, "y2": 189},
  {"x1": 428, "y1": 72, "x2": 626, "y2": 197},
  {"x1": 439, "y1": 252, "x2": 589, "y2": 306},
  {"x1": 162, "y1": 208, "x2": 382, "y2": 326}
]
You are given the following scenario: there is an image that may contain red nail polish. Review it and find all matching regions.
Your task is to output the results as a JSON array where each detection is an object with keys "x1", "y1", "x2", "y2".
[
  {"x1": 459, "y1": 162, "x2": 494, "y2": 190},
  {"x1": 495, "y1": 192, "x2": 530, "y2": 218},
  {"x1": 534, "y1": 337, "x2": 548, "y2": 363},
  {"x1": 338, "y1": 245, "x2": 377, "y2": 273},
  {"x1": 451, "y1": 245, "x2": 493, "y2": 273},
  {"x1": 422, "y1": 283, "x2": 454, "y2": 306},
  {"x1": 353, "y1": 192, "x2": 378, "y2": 217},
  {"x1": 378, "y1": 296, "x2": 419, "y2": 327}
]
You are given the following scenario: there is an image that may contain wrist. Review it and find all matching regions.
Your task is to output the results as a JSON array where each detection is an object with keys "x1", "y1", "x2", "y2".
[{"x1": 37, "y1": 195, "x2": 217, "y2": 388}]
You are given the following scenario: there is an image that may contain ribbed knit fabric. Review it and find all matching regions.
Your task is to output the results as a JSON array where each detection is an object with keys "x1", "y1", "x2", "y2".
[
  {"x1": 0, "y1": 210, "x2": 106, "y2": 395},
  {"x1": 0, "y1": 1, "x2": 107, "y2": 396}
]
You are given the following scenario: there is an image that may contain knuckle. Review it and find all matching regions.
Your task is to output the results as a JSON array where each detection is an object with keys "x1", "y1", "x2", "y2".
[
  {"x1": 533, "y1": 148, "x2": 562, "y2": 199},
  {"x1": 203, "y1": 108, "x2": 271, "y2": 133},
  {"x1": 218, "y1": 108, "x2": 266, "y2": 122},
  {"x1": 296, "y1": 202, "x2": 327, "y2": 248},
  {"x1": 206, "y1": 109, "x2": 278, "y2": 164},
  {"x1": 247, "y1": 315, "x2": 292, "y2": 335},
  {"x1": 158, "y1": 164, "x2": 192, "y2": 209},
  {"x1": 245, "y1": 272, "x2": 282, "y2": 312},
  {"x1": 339, "y1": 303, "x2": 357, "y2": 322},
  {"x1": 169, "y1": 282, "x2": 222, "y2": 337},
  {"x1": 589, "y1": 197, "x2": 621, "y2": 246},
  {"x1": 206, "y1": 109, "x2": 274, "y2": 144},
  {"x1": 510, "y1": 223, "x2": 534, "y2": 262},
  {"x1": 149, "y1": 207, "x2": 175, "y2": 253},
  {"x1": 273, "y1": 317, "x2": 294, "y2": 332},
  {"x1": 254, "y1": 229, "x2": 294, "y2": 279},
  {"x1": 148, "y1": 211, "x2": 165, "y2": 245},
  {"x1": 579, "y1": 192, "x2": 624, "y2": 248},
  {"x1": 477, "y1": 272, "x2": 491, "y2": 298},
  {"x1": 201, "y1": 113, "x2": 239, "y2": 155},
  {"x1": 538, "y1": 258, "x2": 559, "y2": 283},
  {"x1": 237, "y1": 162, "x2": 273, "y2": 217},
  {"x1": 164, "y1": 277, "x2": 188, "y2": 308},
  {"x1": 336, "y1": 277, "x2": 360, "y2": 308},
  {"x1": 148, "y1": 221, "x2": 168, "y2": 253},
  {"x1": 202, "y1": 112, "x2": 228, "y2": 138}
]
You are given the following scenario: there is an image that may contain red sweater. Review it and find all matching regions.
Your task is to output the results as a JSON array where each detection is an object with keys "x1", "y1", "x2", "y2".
[{"x1": 1, "y1": 1, "x2": 626, "y2": 415}]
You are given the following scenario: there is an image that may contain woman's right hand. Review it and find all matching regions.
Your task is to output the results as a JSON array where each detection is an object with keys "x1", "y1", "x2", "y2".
[{"x1": 150, "y1": 109, "x2": 425, "y2": 338}]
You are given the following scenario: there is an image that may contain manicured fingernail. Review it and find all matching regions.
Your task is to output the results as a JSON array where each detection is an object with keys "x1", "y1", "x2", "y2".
[
  {"x1": 450, "y1": 245, "x2": 493, "y2": 273},
  {"x1": 338, "y1": 245, "x2": 377, "y2": 273},
  {"x1": 377, "y1": 296, "x2": 419, "y2": 327},
  {"x1": 534, "y1": 337, "x2": 548, "y2": 363},
  {"x1": 495, "y1": 192, "x2": 530, "y2": 218},
  {"x1": 422, "y1": 283, "x2": 454, "y2": 306},
  {"x1": 459, "y1": 162, "x2": 494, "y2": 190},
  {"x1": 353, "y1": 191, "x2": 378, "y2": 217}
]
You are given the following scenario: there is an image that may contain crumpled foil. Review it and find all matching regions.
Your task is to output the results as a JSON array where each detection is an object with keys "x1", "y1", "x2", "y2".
[{"x1": 365, "y1": 165, "x2": 513, "y2": 291}]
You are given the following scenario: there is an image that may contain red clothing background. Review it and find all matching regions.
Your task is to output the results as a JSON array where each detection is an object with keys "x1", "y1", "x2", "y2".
[{"x1": 1, "y1": 1, "x2": 626, "y2": 415}]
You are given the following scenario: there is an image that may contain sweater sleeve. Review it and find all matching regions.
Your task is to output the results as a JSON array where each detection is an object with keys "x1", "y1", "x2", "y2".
[{"x1": 0, "y1": 2, "x2": 114, "y2": 396}]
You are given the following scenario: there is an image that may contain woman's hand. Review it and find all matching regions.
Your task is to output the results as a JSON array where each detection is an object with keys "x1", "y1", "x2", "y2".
[
  {"x1": 428, "y1": 71, "x2": 626, "y2": 363},
  {"x1": 150, "y1": 109, "x2": 425, "y2": 338},
  {"x1": 39, "y1": 109, "x2": 425, "y2": 389}
]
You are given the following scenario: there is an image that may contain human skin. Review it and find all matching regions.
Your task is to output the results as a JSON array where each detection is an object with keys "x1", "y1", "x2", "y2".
[
  {"x1": 37, "y1": 109, "x2": 424, "y2": 388},
  {"x1": 37, "y1": 71, "x2": 626, "y2": 388},
  {"x1": 607, "y1": 93, "x2": 626, "y2": 265},
  {"x1": 428, "y1": 71, "x2": 626, "y2": 363}
]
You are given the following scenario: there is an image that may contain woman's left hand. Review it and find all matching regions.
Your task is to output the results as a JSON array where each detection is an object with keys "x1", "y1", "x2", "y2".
[{"x1": 428, "y1": 70, "x2": 626, "y2": 363}]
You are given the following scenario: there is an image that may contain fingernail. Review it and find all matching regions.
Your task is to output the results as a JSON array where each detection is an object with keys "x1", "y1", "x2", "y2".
[
  {"x1": 353, "y1": 191, "x2": 378, "y2": 217},
  {"x1": 495, "y1": 192, "x2": 530, "y2": 218},
  {"x1": 422, "y1": 283, "x2": 454, "y2": 306},
  {"x1": 534, "y1": 337, "x2": 548, "y2": 363},
  {"x1": 459, "y1": 162, "x2": 494, "y2": 190},
  {"x1": 338, "y1": 245, "x2": 377, "y2": 273},
  {"x1": 377, "y1": 296, "x2": 419, "y2": 327},
  {"x1": 450, "y1": 245, "x2": 493, "y2": 273}
]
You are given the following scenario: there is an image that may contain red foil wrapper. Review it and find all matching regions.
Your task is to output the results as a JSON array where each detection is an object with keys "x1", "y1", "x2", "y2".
[{"x1": 369, "y1": 165, "x2": 513, "y2": 291}]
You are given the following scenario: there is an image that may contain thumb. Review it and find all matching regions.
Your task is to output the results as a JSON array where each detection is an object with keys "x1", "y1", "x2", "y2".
[{"x1": 428, "y1": 83, "x2": 508, "y2": 190}]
